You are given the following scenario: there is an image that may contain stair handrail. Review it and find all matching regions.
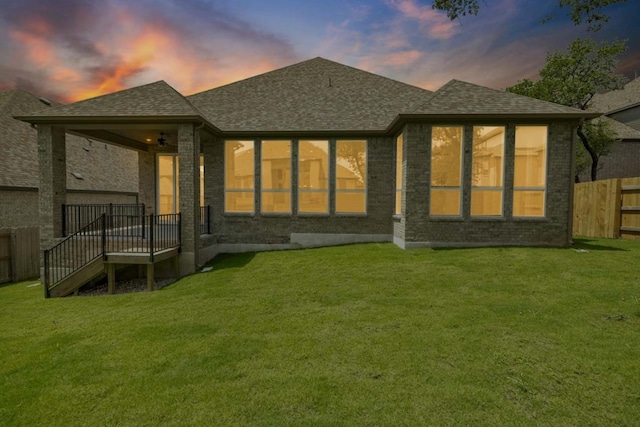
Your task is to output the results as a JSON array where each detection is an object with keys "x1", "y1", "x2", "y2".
[{"x1": 43, "y1": 214, "x2": 106, "y2": 298}]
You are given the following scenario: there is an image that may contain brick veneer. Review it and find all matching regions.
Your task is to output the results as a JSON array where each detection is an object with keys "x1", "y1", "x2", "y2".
[
  {"x1": 205, "y1": 136, "x2": 395, "y2": 245},
  {"x1": 397, "y1": 120, "x2": 578, "y2": 247}
]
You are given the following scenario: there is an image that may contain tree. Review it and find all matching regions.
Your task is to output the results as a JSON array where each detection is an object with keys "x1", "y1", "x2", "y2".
[
  {"x1": 506, "y1": 38, "x2": 626, "y2": 181},
  {"x1": 432, "y1": 0, "x2": 628, "y2": 32},
  {"x1": 574, "y1": 119, "x2": 619, "y2": 181}
]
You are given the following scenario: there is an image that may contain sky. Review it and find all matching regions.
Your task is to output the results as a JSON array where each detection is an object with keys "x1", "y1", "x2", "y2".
[{"x1": 0, "y1": 0, "x2": 638, "y2": 103}]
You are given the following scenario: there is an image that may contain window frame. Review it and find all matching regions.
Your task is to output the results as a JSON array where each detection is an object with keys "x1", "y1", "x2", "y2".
[
  {"x1": 260, "y1": 139, "x2": 292, "y2": 215},
  {"x1": 157, "y1": 153, "x2": 204, "y2": 215},
  {"x1": 429, "y1": 126, "x2": 464, "y2": 217},
  {"x1": 224, "y1": 140, "x2": 255, "y2": 214},
  {"x1": 335, "y1": 139, "x2": 368, "y2": 215},
  {"x1": 470, "y1": 125, "x2": 506, "y2": 217},
  {"x1": 395, "y1": 132, "x2": 403, "y2": 216},
  {"x1": 513, "y1": 125, "x2": 549, "y2": 218},
  {"x1": 298, "y1": 140, "x2": 330, "y2": 215}
]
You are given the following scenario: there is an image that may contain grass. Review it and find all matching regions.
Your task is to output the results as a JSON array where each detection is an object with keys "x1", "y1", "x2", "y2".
[{"x1": 1, "y1": 238, "x2": 639, "y2": 426}]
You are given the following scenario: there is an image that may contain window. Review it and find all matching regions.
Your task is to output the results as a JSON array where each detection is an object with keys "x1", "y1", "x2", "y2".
[
  {"x1": 158, "y1": 154, "x2": 205, "y2": 214},
  {"x1": 225, "y1": 140, "x2": 254, "y2": 213},
  {"x1": 430, "y1": 126, "x2": 463, "y2": 216},
  {"x1": 513, "y1": 126, "x2": 547, "y2": 217},
  {"x1": 395, "y1": 133, "x2": 403, "y2": 215},
  {"x1": 261, "y1": 140, "x2": 291, "y2": 213},
  {"x1": 471, "y1": 126, "x2": 505, "y2": 216},
  {"x1": 336, "y1": 140, "x2": 367, "y2": 214},
  {"x1": 299, "y1": 140, "x2": 329, "y2": 214}
]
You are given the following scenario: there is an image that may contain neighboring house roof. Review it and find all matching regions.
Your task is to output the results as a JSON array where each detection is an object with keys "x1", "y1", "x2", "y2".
[
  {"x1": 410, "y1": 80, "x2": 596, "y2": 117},
  {"x1": 24, "y1": 81, "x2": 209, "y2": 122},
  {"x1": 187, "y1": 57, "x2": 433, "y2": 133},
  {"x1": 591, "y1": 77, "x2": 640, "y2": 114},
  {"x1": 0, "y1": 89, "x2": 138, "y2": 192},
  {"x1": 596, "y1": 116, "x2": 640, "y2": 140}
]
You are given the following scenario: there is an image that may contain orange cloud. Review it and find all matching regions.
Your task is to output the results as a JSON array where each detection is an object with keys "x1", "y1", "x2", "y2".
[{"x1": 9, "y1": 29, "x2": 54, "y2": 66}]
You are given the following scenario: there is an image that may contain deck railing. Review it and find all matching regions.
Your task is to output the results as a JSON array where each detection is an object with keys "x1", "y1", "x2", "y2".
[
  {"x1": 63, "y1": 203, "x2": 145, "y2": 237},
  {"x1": 200, "y1": 205, "x2": 211, "y2": 235},
  {"x1": 44, "y1": 213, "x2": 181, "y2": 298},
  {"x1": 44, "y1": 215, "x2": 106, "y2": 297}
]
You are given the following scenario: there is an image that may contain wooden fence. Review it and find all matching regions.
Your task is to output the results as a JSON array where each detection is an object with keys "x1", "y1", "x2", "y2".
[
  {"x1": 573, "y1": 177, "x2": 640, "y2": 240},
  {"x1": 0, "y1": 227, "x2": 40, "y2": 284}
]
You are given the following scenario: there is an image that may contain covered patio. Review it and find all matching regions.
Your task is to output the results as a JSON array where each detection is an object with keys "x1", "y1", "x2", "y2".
[{"x1": 16, "y1": 81, "x2": 219, "y2": 296}]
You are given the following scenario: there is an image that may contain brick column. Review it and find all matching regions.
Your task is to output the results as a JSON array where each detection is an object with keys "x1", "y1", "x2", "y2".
[
  {"x1": 177, "y1": 123, "x2": 201, "y2": 274},
  {"x1": 38, "y1": 124, "x2": 66, "y2": 249},
  {"x1": 138, "y1": 149, "x2": 156, "y2": 211}
]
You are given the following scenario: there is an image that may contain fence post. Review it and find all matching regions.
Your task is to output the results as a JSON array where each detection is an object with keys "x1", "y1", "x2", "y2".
[{"x1": 207, "y1": 205, "x2": 211, "y2": 235}]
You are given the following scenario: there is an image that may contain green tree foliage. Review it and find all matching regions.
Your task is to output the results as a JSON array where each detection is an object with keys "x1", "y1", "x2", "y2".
[
  {"x1": 507, "y1": 38, "x2": 626, "y2": 181},
  {"x1": 432, "y1": 0, "x2": 628, "y2": 31}
]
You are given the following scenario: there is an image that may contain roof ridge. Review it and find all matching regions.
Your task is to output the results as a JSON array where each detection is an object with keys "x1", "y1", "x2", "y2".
[
  {"x1": 188, "y1": 57, "x2": 432, "y2": 99},
  {"x1": 409, "y1": 79, "x2": 456, "y2": 113}
]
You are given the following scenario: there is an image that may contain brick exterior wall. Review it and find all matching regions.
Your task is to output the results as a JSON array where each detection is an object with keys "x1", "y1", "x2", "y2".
[
  {"x1": 0, "y1": 189, "x2": 136, "y2": 229},
  {"x1": 205, "y1": 136, "x2": 395, "y2": 244},
  {"x1": 589, "y1": 140, "x2": 640, "y2": 180},
  {"x1": 397, "y1": 120, "x2": 578, "y2": 247},
  {"x1": 0, "y1": 189, "x2": 39, "y2": 227}
]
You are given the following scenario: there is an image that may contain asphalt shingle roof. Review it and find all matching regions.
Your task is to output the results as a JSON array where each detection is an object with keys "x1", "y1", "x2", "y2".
[
  {"x1": 187, "y1": 57, "x2": 433, "y2": 132},
  {"x1": 26, "y1": 81, "x2": 203, "y2": 118},
  {"x1": 412, "y1": 80, "x2": 591, "y2": 116},
  {"x1": 596, "y1": 116, "x2": 640, "y2": 140},
  {"x1": 591, "y1": 77, "x2": 640, "y2": 114}
]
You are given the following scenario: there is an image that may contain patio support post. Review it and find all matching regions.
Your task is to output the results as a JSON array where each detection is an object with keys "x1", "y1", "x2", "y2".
[
  {"x1": 38, "y1": 124, "x2": 66, "y2": 260},
  {"x1": 177, "y1": 123, "x2": 201, "y2": 274},
  {"x1": 138, "y1": 150, "x2": 156, "y2": 211}
]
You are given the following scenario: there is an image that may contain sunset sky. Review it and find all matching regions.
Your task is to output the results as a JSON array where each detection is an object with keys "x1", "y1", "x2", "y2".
[{"x1": 0, "y1": 0, "x2": 638, "y2": 103}]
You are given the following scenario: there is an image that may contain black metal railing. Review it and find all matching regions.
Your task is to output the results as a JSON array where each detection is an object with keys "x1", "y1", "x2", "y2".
[
  {"x1": 200, "y1": 205, "x2": 211, "y2": 235},
  {"x1": 63, "y1": 203, "x2": 145, "y2": 237},
  {"x1": 105, "y1": 213, "x2": 181, "y2": 255},
  {"x1": 44, "y1": 214, "x2": 106, "y2": 297},
  {"x1": 43, "y1": 213, "x2": 181, "y2": 298}
]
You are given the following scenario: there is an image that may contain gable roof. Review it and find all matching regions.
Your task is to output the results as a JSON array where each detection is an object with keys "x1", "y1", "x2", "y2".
[
  {"x1": 187, "y1": 57, "x2": 433, "y2": 133},
  {"x1": 410, "y1": 80, "x2": 596, "y2": 118},
  {"x1": 591, "y1": 77, "x2": 640, "y2": 114},
  {"x1": 23, "y1": 81, "x2": 207, "y2": 121}
]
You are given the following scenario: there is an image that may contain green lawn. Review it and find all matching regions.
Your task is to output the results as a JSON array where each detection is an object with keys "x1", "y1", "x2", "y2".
[{"x1": 1, "y1": 238, "x2": 639, "y2": 426}]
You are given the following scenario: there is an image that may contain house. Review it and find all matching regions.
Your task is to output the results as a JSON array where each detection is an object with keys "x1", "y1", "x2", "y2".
[
  {"x1": 0, "y1": 89, "x2": 139, "y2": 228},
  {"x1": 588, "y1": 77, "x2": 640, "y2": 179},
  {"x1": 15, "y1": 57, "x2": 598, "y2": 284}
]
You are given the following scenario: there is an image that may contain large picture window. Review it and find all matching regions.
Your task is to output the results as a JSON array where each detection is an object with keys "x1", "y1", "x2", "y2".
[
  {"x1": 261, "y1": 140, "x2": 291, "y2": 214},
  {"x1": 513, "y1": 126, "x2": 547, "y2": 217},
  {"x1": 336, "y1": 140, "x2": 367, "y2": 214},
  {"x1": 299, "y1": 140, "x2": 329, "y2": 214},
  {"x1": 471, "y1": 126, "x2": 505, "y2": 216},
  {"x1": 430, "y1": 126, "x2": 463, "y2": 216},
  {"x1": 225, "y1": 140, "x2": 254, "y2": 213},
  {"x1": 395, "y1": 133, "x2": 403, "y2": 216}
]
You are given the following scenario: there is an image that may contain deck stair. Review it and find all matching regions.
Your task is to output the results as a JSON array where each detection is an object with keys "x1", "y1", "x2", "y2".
[{"x1": 43, "y1": 213, "x2": 181, "y2": 298}]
